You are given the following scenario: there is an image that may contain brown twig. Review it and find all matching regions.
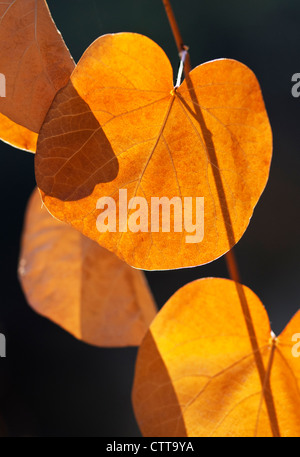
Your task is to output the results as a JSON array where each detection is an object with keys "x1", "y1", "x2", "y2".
[
  {"x1": 161, "y1": 0, "x2": 191, "y2": 74},
  {"x1": 161, "y1": 0, "x2": 280, "y2": 435},
  {"x1": 161, "y1": 0, "x2": 241, "y2": 284}
]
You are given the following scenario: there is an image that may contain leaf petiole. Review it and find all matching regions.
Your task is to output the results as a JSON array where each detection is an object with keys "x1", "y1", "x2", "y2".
[{"x1": 175, "y1": 46, "x2": 189, "y2": 88}]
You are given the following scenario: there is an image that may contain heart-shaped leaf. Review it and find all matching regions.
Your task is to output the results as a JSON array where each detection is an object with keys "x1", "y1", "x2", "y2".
[
  {"x1": 35, "y1": 32, "x2": 272, "y2": 269},
  {"x1": 132, "y1": 278, "x2": 300, "y2": 436}
]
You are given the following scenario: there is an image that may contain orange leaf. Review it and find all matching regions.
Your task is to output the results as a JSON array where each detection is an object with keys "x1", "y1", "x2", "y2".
[
  {"x1": 35, "y1": 32, "x2": 272, "y2": 270},
  {"x1": 0, "y1": 0, "x2": 75, "y2": 152},
  {"x1": 132, "y1": 278, "x2": 300, "y2": 437},
  {"x1": 18, "y1": 188, "x2": 157, "y2": 347}
]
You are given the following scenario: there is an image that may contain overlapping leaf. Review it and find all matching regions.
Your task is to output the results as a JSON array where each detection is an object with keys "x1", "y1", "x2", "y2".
[
  {"x1": 132, "y1": 278, "x2": 300, "y2": 436},
  {"x1": 0, "y1": 0, "x2": 75, "y2": 151},
  {"x1": 18, "y1": 188, "x2": 157, "y2": 347},
  {"x1": 35, "y1": 32, "x2": 272, "y2": 270}
]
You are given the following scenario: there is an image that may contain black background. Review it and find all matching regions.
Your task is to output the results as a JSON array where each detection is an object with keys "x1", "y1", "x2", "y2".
[{"x1": 0, "y1": 0, "x2": 300, "y2": 436}]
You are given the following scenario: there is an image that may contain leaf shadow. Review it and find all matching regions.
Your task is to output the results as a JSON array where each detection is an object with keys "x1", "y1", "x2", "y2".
[
  {"x1": 35, "y1": 80, "x2": 119, "y2": 201},
  {"x1": 178, "y1": 74, "x2": 280, "y2": 436},
  {"x1": 134, "y1": 331, "x2": 187, "y2": 437}
]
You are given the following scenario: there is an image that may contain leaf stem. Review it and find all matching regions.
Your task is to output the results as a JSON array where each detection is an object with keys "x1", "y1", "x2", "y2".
[
  {"x1": 225, "y1": 249, "x2": 241, "y2": 283},
  {"x1": 161, "y1": 0, "x2": 191, "y2": 74},
  {"x1": 162, "y1": 0, "x2": 242, "y2": 283},
  {"x1": 175, "y1": 48, "x2": 188, "y2": 88},
  {"x1": 161, "y1": 0, "x2": 185, "y2": 53}
]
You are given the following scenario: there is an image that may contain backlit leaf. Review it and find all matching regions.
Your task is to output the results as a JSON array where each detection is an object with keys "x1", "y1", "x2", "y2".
[
  {"x1": 35, "y1": 32, "x2": 272, "y2": 270},
  {"x1": 132, "y1": 278, "x2": 300, "y2": 436},
  {"x1": 0, "y1": 0, "x2": 75, "y2": 151},
  {"x1": 18, "y1": 188, "x2": 157, "y2": 347}
]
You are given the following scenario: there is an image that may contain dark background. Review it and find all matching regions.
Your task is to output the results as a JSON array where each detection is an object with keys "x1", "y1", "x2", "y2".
[{"x1": 0, "y1": 0, "x2": 300, "y2": 437}]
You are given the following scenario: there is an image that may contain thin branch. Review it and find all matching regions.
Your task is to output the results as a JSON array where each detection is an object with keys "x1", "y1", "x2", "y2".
[
  {"x1": 161, "y1": 0, "x2": 191, "y2": 74},
  {"x1": 162, "y1": 0, "x2": 241, "y2": 284}
]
